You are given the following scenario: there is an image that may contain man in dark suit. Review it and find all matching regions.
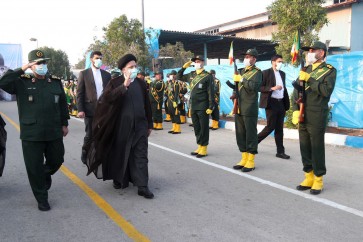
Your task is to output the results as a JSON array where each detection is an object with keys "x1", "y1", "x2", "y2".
[
  {"x1": 77, "y1": 51, "x2": 111, "y2": 164},
  {"x1": 258, "y1": 54, "x2": 290, "y2": 159}
]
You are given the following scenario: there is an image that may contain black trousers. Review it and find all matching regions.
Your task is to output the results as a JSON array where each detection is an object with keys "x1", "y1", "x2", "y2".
[
  {"x1": 151, "y1": 101, "x2": 163, "y2": 123},
  {"x1": 82, "y1": 117, "x2": 93, "y2": 163},
  {"x1": 22, "y1": 139, "x2": 64, "y2": 203},
  {"x1": 211, "y1": 102, "x2": 219, "y2": 121},
  {"x1": 258, "y1": 98, "x2": 286, "y2": 154}
]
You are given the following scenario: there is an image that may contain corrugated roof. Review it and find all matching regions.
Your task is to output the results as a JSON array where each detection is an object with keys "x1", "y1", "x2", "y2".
[{"x1": 158, "y1": 30, "x2": 277, "y2": 61}]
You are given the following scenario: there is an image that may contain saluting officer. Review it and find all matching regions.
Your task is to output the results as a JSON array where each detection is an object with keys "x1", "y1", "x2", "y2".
[
  {"x1": 209, "y1": 70, "x2": 221, "y2": 130},
  {"x1": 149, "y1": 71, "x2": 165, "y2": 130},
  {"x1": 232, "y1": 49, "x2": 262, "y2": 172},
  {"x1": 0, "y1": 49, "x2": 69, "y2": 211},
  {"x1": 177, "y1": 56, "x2": 214, "y2": 157},
  {"x1": 292, "y1": 41, "x2": 336, "y2": 195}
]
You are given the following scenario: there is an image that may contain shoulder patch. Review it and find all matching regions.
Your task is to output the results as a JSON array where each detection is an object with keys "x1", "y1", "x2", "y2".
[
  {"x1": 21, "y1": 74, "x2": 32, "y2": 79},
  {"x1": 326, "y1": 64, "x2": 334, "y2": 69},
  {"x1": 50, "y1": 75, "x2": 61, "y2": 81}
]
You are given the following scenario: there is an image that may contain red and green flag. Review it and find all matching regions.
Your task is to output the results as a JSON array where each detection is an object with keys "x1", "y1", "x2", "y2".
[
  {"x1": 290, "y1": 31, "x2": 300, "y2": 64},
  {"x1": 228, "y1": 41, "x2": 234, "y2": 65}
]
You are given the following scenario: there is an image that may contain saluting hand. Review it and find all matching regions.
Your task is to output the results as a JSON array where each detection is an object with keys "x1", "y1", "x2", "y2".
[{"x1": 21, "y1": 61, "x2": 37, "y2": 72}]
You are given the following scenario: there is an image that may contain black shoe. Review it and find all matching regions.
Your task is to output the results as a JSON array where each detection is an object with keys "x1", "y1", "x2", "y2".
[
  {"x1": 164, "y1": 119, "x2": 171, "y2": 122},
  {"x1": 233, "y1": 165, "x2": 243, "y2": 170},
  {"x1": 168, "y1": 130, "x2": 174, "y2": 133},
  {"x1": 189, "y1": 124, "x2": 193, "y2": 127},
  {"x1": 211, "y1": 128, "x2": 219, "y2": 130},
  {"x1": 38, "y1": 200, "x2": 51, "y2": 211},
  {"x1": 296, "y1": 185, "x2": 311, "y2": 191},
  {"x1": 45, "y1": 175, "x2": 52, "y2": 191},
  {"x1": 138, "y1": 187, "x2": 154, "y2": 199},
  {"x1": 276, "y1": 153, "x2": 290, "y2": 159},
  {"x1": 172, "y1": 131, "x2": 181, "y2": 134},
  {"x1": 310, "y1": 188, "x2": 322, "y2": 195},
  {"x1": 196, "y1": 154, "x2": 207, "y2": 158},
  {"x1": 113, "y1": 180, "x2": 122, "y2": 189},
  {"x1": 190, "y1": 151, "x2": 198, "y2": 155},
  {"x1": 242, "y1": 167, "x2": 255, "y2": 172}
]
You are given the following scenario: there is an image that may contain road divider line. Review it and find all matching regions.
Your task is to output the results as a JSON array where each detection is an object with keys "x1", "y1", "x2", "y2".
[
  {"x1": 2, "y1": 112, "x2": 150, "y2": 242},
  {"x1": 149, "y1": 141, "x2": 363, "y2": 219}
]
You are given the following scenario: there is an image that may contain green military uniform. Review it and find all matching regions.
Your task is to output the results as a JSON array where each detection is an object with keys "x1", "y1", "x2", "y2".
[
  {"x1": 292, "y1": 61, "x2": 336, "y2": 177},
  {"x1": 177, "y1": 56, "x2": 214, "y2": 154},
  {"x1": 0, "y1": 50, "x2": 69, "y2": 209},
  {"x1": 164, "y1": 79, "x2": 172, "y2": 122},
  {"x1": 149, "y1": 72, "x2": 165, "y2": 129},
  {"x1": 210, "y1": 70, "x2": 221, "y2": 130},
  {"x1": 235, "y1": 64, "x2": 262, "y2": 155},
  {"x1": 167, "y1": 78, "x2": 182, "y2": 133}
]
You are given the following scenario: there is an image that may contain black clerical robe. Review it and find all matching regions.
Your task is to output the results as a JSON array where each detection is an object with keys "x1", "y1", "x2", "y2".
[
  {"x1": 86, "y1": 76, "x2": 153, "y2": 188},
  {"x1": 0, "y1": 115, "x2": 6, "y2": 177}
]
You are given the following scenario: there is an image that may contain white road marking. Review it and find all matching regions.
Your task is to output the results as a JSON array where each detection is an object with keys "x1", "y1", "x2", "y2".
[{"x1": 149, "y1": 142, "x2": 363, "y2": 219}]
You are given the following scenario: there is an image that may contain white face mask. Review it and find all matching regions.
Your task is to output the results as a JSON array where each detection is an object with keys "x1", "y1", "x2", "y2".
[
  {"x1": 194, "y1": 63, "x2": 202, "y2": 70},
  {"x1": 169, "y1": 74, "x2": 174, "y2": 80},
  {"x1": 243, "y1": 58, "x2": 251, "y2": 67},
  {"x1": 276, "y1": 62, "x2": 283, "y2": 71},
  {"x1": 94, "y1": 59, "x2": 102, "y2": 68},
  {"x1": 128, "y1": 68, "x2": 138, "y2": 79},
  {"x1": 34, "y1": 64, "x2": 48, "y2": 76},
  {"x1": 307, "y1": 52, "x2": 318, "y2": 64}
]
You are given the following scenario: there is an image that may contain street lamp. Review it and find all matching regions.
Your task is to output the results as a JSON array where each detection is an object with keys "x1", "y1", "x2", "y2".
[{"x1": 29, "y1": 38, "x2": 38, "y2": 48}]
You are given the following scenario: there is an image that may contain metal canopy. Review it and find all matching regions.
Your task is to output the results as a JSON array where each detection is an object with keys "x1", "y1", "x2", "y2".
[{"x1": 158, "y1": 30, "x2": 277, "y2": 61}]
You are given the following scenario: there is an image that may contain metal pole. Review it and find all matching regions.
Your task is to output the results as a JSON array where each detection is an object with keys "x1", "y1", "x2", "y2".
[{"x1": 141, "y1": 0, "x2": 145, "y2": 31}]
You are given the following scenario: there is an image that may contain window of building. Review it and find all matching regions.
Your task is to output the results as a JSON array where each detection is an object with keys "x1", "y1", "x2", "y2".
[{"x1": 334, "y1": 0, "x2": 346, "y2": 3}]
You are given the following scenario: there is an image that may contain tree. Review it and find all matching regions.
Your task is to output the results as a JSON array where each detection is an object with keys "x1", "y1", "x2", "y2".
[
  {"x1": 267, "y1": 0, "x2": 328, "y2": 65},
  {"x1": 158, "y1": 42, "x2": 194, "y2": 69},
  {"x1": 39, "y1": 47, "x2": 71, "y2": 79},
  {"x1": 99, "y1": 15, "x2": 152, "y2": 70}
]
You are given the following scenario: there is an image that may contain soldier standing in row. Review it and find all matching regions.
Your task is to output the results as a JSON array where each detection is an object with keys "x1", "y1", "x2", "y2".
[
  {"x1": 166, "y1": 70, "x2": 182, "y2": 134},
  {"x1": 292, "y1": 41, "x2": 336, "y2": 195},
  {"x1": 149, "y1": 71, "x2": 165, "y2": 130},
  {"x1": 178, "y1": 81, "x2": 188, "y2": 124},
  {"x1": 209, "y1": 70, "x2": 221, "y2": 130},
  {"x1": 177, "y1": 56, "x2": 214, "y2": 157},
  {"x1": 0, "y1": 49, "x2": 69, "y2": 211},
  {"x1": 164, "y1": 73, "x2": 172, "y2": 122},
  {"x1": 232, "y1": 49, "x2": 262, "y2": 172}
]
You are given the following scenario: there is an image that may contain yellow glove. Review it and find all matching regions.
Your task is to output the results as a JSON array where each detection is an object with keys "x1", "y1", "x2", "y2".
[
  {"x1": 206, "y1": 109, "x2": 213, "y2": 115},
  {"x1": 173, "y1": 102, "x2": 177, "y2": 108},
  {"x1": 183, "y1": 61, "x2": 193, "y2": 69},
  {"x1": 292, "y1": 111, "x2": 300, "y2": 125},
  {"x1": 299, "y1": 71, "x2": 310, "y2": 82},
  {"x1": 233, "y1": 74, "x2": 242, "y2": 82}
]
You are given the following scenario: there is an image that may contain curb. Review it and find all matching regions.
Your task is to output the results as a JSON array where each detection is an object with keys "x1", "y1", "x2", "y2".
[{"x1": 184, "y1": 117, "x2": 363, "y2": 149}]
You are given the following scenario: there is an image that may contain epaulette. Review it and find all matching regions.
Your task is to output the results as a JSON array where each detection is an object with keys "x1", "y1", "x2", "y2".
[
  {"x1": 21, "y1": 74, "x2": 32, "y2": 79},
  {"x1": 326, "y1": 64, "x2": 334, "y2": 69},
  {"x1": 50, "y1": 75, "x2": 61, "y2": 81}
]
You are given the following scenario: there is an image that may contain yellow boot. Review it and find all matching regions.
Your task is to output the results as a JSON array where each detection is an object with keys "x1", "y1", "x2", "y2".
[
  {"x1": 310, "y1": 176, "x2": 323, "y2": 195},
  {"x1": 191, "y1": 145, "x2": 201, "y2": 155},
  {"x1": 157, "y1": 123, "x2": 163, "y2": 130},
  {"x1": 212, "y1": 120, "x2": 219, "y2": 130},
  {"x1": 242, "y1": 153, "x2": 255, "y2": 172},
  {"x1": 196, "y1": 145, "x2": 207, "y2": 158},
  {"x1": 296, "y1": 171, "x2": 314, "y2": 191},
  {"x1": 180, "y1": 116, "x2": 186, "y2": 124},
  {"x1": 164, "y1": 114, "x2": 171, "y2": 122},
  {"x1": 168, "y1": 123, "x2": 175, "y2": 133},
  {"x1": 233, "y1": 152, "x2": 248, "y2": 170},
  {"x1": 172, "y1": 124, "x2": 181, "y2": 134},
  {"x1": 153, "y1": 122, "x2": 157, "y2": 129}
]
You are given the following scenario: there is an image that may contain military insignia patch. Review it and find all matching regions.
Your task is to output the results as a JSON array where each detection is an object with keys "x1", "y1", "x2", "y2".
[
  {"x1": 36, "y1": 51, "x2": 43, "y2": 57},
  {"x1": 21, "y1": 74, "x2": 31, "y2": 79}
]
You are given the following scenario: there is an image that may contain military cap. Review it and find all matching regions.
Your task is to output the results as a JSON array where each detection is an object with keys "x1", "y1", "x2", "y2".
[
  {"x1": 117, "y1": 54, "x2": 137, "y2": 70},
  {"x1": 28, "y1": 49, "x2": 50, "y2": 63},
  {"x1": 210, "y1": 69, "x2": 216, "y2": 74},
  {"x1": 191, "y1": 55, "x2": 204, "y2": 62},
  {"x1": 169, "y1": 70, "x2": 177, "y2": 75},
  {"x1": 154, "y1": 70, "x2": 163, "y2": 75},
  {"x1": 242, "y1": 49, "x2": 258, "y2": 57},
  {"x1": 301, "y1": 41, "x2": 327, "y2": 51}
]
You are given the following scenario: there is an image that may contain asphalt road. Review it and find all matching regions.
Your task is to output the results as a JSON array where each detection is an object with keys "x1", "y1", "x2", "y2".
[{"x1": 1, "y1": 100, "x2": 363, "y2": 242}]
